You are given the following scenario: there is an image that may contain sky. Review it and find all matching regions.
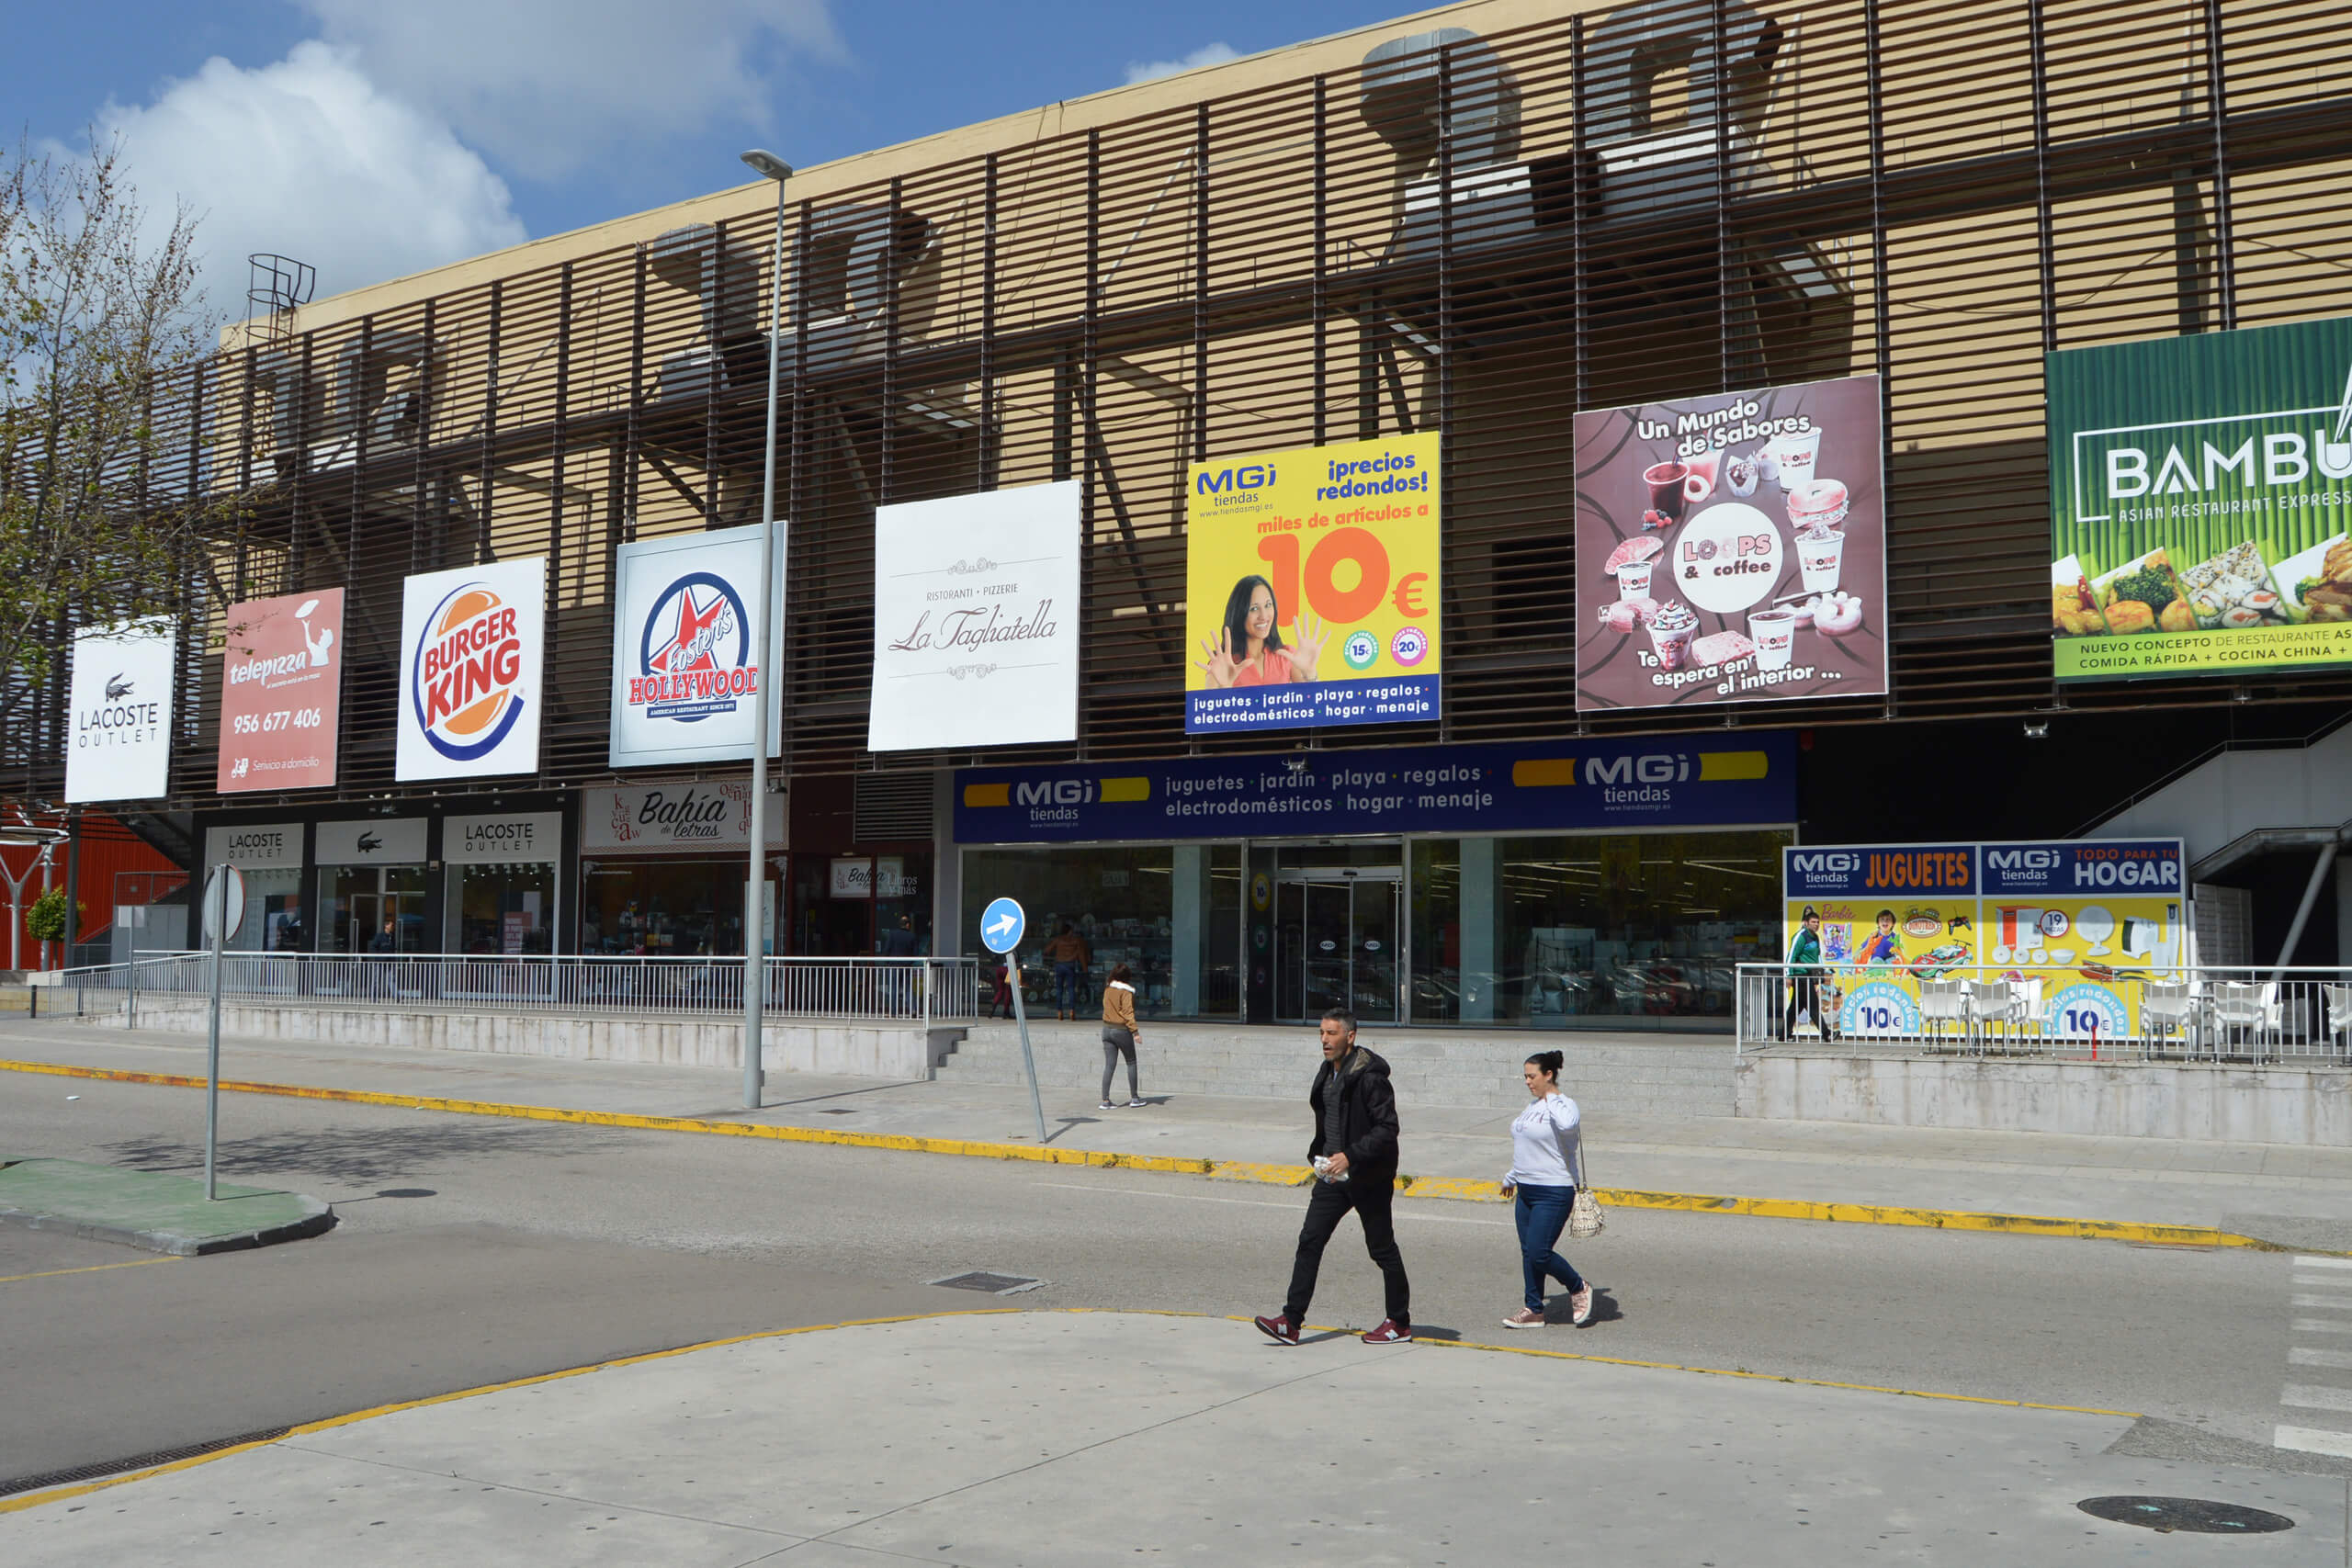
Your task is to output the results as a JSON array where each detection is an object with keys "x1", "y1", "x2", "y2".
[{"x1": 6, "y1": 0, "x2": 1411, "y2": 320}]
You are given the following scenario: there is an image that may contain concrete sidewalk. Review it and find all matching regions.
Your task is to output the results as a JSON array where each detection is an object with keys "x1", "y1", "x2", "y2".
[
  {"x1": 4, "y1": 1311, "x2": 2341, "y2": 1564},
  {"x1": 0, "y1": 1156, "x2": 332, "y2": 1255},
  {"x1": 7, "y1": 1019, "x2": 2352, "y2": 1246}
]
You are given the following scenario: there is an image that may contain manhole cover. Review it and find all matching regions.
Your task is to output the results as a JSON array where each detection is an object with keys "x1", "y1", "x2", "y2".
[
  {"x1": 929, "y1": 1271, "x2": 1043, "y2": 1295},
  {"x1": 820, "y1": 1109, "x2": 856, "y2": 1116},
  {"x1": 2077, "y1": 1496, "x2": 2295, "y2": 1534}
]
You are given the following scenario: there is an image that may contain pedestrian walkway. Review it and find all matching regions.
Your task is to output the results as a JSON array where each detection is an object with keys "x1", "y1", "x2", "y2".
[
  {"x1": 7, "y1": 1019, "x2": 2352, "y2": 1247},
  {"x1": 0, "y1": 1156, "x2": 330, "y2": 1256},
  {"x1": 3, "y1": 1311, "x2": 2339, "y2": 1564}
]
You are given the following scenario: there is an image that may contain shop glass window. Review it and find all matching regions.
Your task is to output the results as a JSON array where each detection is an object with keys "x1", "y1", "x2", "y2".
[
  {"x1": 1486, "y1": 831, "x2": 1788, "y2": 1028},
  {"x1": 959, "y1": 844, "x2": 1240, "y2": 1019},
  {"x1": 227, "y1": 867, "x2": 303, "y2": 953},
  {"x1": 450, "y1": 863, "x2": 556, "y2": 953},
  {"x1": 579, "y1": 859, "x2": 756, "y2": 956},
  {"x1": 1408, "y1": 839, "x2": 1462, "y2": 1023}
]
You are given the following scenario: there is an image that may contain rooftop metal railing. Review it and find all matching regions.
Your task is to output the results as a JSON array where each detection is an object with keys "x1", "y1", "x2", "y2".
[
  {"x1": 1735, "y1": 963, "x2": 2352, "y2": 1064},
  {"x1": 39, "y1": 952, "x2": 984, "y2": 1029}
]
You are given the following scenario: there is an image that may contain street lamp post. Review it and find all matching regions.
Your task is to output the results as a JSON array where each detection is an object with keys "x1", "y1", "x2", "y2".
[{"x1": 741, "y1": 148, "x2": 793, "y2": 1111}]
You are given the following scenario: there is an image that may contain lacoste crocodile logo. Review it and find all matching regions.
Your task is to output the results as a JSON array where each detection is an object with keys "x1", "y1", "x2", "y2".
[{"x1": 105, "y1": 674, "x2": 133, "y2": 700}]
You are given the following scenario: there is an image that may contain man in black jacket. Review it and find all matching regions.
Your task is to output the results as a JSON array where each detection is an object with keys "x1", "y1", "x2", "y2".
[{"x1": 1254, "y1": 1009, "x2": 1412, "y2": 1345}]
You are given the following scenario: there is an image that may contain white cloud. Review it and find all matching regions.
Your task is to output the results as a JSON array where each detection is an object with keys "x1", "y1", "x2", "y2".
[
  {"x1": 98, "y1": 42, "x2": 526, "y2": 318},
  {"x1": 1123, "y1": 42, "x2": 1240, "y2": 86},
  {"x1": 300, "y1": 0, "x2": 844, "y2": 182}
]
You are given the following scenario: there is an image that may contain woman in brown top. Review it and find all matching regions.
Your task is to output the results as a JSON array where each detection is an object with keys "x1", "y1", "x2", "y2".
[{"x1": 1099, "y1": 964, "x2": 1146, "y2": 1109}]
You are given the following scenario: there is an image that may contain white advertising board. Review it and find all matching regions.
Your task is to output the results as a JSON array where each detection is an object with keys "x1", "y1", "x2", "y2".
[
  {"x1": 65, "y1": 618, "x2": 178, "y2": 803},
  {"x1": 608, "y1": 522, "x2": 785, "y2": 768},
  {"x1": 578, "y1": 784, "x2": 786, "y2": 855},
  {"x1": 203, "y1": 822, "x2": 303, "y2": 869},
  {"x1": 315, "y1": 818, "x2": 428, "y2": 864},
  {"x1": 395, "y1": 558, "x2": 546, "y2": 782},
  {"x1": 444, "y1": 810, "x2": 563, "y2": 865},
  {"x1": 867, "y1": 481, "x2": 1080, "y2": 752}
]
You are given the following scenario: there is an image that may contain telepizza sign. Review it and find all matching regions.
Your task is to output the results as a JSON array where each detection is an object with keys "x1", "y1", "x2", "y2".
[
  {"x1": 396, "y1": 558, "x2": 546, "y2": 781},
  {"x1": 608, "y1": 522, "x2": 783, "y2": 768}
]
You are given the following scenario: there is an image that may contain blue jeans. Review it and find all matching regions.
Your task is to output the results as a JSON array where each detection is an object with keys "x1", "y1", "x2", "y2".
[
  {"x1": 1514, "y1": 1183, "x2": 1586, "y2": 1313},
  {"x1": 1054, "y1": 962, "x2": 1084, "y2": 1011}
]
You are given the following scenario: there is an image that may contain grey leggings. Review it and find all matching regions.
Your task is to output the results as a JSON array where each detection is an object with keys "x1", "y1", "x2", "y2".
[{"x1": 1101, "y1": 1027, "x2": 1137, "y2": 1100}]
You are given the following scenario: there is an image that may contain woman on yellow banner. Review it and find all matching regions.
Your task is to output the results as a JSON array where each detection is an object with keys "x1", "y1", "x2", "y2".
[{"x1": 1195, "y1": 575, "x2": 1329, "y2": 688}]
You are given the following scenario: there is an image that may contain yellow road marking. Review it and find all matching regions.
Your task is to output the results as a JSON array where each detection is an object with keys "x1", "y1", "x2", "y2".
[
  {"x1": 0, "y1": 1304, "x2": 2143, "y2": 1516},
  {"x1": 0, "y1": 1056, "x2": 2290, "y2": 1252},
  {"x1": 0, "y1": 1256, "x2": 179, "y2": 1285}
]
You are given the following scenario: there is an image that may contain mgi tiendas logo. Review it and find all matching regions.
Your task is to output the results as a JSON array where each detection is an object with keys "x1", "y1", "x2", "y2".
[
  {"x1": 413, "y1": 582, "x2": 526, "y2": 761},
  {"x1": 631, "y1": 572, "x2": 753, "y2": 724}
]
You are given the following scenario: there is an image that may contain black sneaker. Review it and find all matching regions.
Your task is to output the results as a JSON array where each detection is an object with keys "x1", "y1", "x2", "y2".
[{"x1": 1253, "y1": 1314, "x2": 1300, "y2": 1346}]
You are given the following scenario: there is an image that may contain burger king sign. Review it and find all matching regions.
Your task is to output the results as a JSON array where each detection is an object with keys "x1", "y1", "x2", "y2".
[{"x1": 395, "y1": 558, "x2": 547, "y2": 781}]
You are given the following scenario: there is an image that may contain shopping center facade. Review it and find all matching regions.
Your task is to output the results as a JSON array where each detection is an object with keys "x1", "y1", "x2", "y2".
[{"x1": 17, "y1": 0, "x2": 2352, "y2": 1028}]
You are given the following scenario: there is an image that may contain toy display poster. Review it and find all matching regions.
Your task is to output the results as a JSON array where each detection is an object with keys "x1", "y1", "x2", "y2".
[
  {"x1": 1781, "y1": 843, "x2": 1978, "y2": 1036},
  {"x1": 1184, "y1": 433, "x2": 1441, "y2": 735},
  {"x1": 1780, "y1": 839, "x2": 2188, "y2": 1040},
  {"x1": 1576, "y1": 373, "x2": 1889, "y2": 711}
]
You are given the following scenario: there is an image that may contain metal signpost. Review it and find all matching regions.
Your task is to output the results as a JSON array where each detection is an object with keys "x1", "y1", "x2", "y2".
[
  {"x1": 981, "y1": 897, "x2": 1047, "y2": 1143},
  {"x1": 201, "y1": 863, "x2": 245, "y2": 1201}
]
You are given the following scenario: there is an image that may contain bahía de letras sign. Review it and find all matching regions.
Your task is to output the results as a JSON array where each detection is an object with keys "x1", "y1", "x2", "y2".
[{"x1": 578, "y1": 784, "x2": 787, "y2": 854}]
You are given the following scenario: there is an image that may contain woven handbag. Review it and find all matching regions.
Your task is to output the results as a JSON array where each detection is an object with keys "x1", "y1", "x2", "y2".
[{"x1": 1568, "y1": 1185, "x2": 1606, "y2": 1238}]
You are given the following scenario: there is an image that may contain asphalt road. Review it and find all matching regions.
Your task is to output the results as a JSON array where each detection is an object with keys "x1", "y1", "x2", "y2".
[{"x1": 0, "y1": 1070, "x2": 2324, "y2": 1485}]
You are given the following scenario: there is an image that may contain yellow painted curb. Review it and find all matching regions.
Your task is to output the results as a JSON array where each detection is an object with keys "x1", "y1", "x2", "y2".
[
  {"x1": 0, "y1": 1056, "x2": 2283, "y2": 1252},
  {"x1": 0, "y1": 1304, "x2": 2143, "y2": 1516}
]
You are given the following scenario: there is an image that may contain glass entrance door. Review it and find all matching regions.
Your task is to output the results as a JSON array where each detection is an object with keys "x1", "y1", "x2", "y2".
[
  {"x1": 322, "y1": 865, "x2": 429, "y2": 953},
  {"x1": 1275, "y1": 869, "x2": 1401, "y2": 1023}
]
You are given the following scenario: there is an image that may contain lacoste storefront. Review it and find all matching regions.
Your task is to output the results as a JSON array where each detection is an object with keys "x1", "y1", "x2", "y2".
[{"x1": 951, "y1": 735, "x2": 1800, "y2": 1031}]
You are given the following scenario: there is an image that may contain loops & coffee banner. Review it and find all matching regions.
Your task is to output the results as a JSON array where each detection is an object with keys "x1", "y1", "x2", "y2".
[{"x1": 1574, "y1": 373, "x2": 1889, "y2": 712}]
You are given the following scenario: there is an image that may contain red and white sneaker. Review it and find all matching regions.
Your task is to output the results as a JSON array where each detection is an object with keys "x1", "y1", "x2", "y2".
[
  {"x1": 1361, "y1": 1319, "x2": 1413, "y2": 1344},
  {"x1": 1253, "y1": 1314, "x2": 1300, "y2": 1346},
  {"x1": 1569, "y1": 1285, "x2": 1594, "y2": 1325},
  {"x1": 1501, "y1": 1307, "x2": 1545, "y2": 1329}
]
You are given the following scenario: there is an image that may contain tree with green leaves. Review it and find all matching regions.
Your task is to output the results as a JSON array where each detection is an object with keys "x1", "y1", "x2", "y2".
[{"x1": 0, "y1": 135, "x2": 236, "y2": 782}]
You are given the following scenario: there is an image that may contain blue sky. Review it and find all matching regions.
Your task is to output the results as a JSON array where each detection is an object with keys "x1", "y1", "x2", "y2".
[{"x1": 7, "y1": 0, "x2": 1405, "y2": 315}]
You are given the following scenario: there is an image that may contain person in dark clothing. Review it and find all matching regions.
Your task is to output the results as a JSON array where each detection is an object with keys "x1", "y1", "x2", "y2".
[{"x1": 1254, "y1": 1009, "x2": 1412, "y2": 1346}]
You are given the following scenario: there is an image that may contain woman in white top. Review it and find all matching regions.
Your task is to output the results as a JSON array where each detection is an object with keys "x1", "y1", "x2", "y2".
[{"x1": 1498, "y1": 1050, "x2": 1592, "y2": 1328}]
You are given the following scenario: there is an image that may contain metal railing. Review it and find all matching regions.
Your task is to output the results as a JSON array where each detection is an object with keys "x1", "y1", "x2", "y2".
[
  {"x1": 1735, "y1": 963, "x2": 2352, "y2": 1063},
  {"x1": 37, "y1": 952, "x2": 983, "y2": 1028}
]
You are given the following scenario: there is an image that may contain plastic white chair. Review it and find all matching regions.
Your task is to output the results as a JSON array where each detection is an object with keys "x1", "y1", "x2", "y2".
[
  {"x1": 1918, "y1": 979, "x2": 1970, "y2": 1047},
  {"x1": 2325, "y1": 984, "x2": 2352, "y2": 1059},
  {"x1": 2141, "y1": 981, "x2": 2193, "y2": 1055},
  {"x1": 1962, "y1": 979, "x2": 2021, "y2": 1052},
  {"x1": 2211, "y1": 981, "x2": 2267, "y2": 1056}
]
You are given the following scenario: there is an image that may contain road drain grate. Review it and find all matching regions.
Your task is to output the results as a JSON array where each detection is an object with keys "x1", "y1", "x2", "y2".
[
  {"x1": 929, "y1": 1271, "x2": 1044, "y2": 1295},
  {"x1": 2077, "y1": 1496, "x2": 2295, "y2": 1534},
  {"x1": 1, "y1": 1427, "x2": 292, "y2": 1497}
]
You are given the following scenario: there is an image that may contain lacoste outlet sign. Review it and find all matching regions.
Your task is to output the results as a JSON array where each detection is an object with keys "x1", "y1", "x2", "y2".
[{"x1": 65, "y1": 617, "x2": 177, "y2": 804}]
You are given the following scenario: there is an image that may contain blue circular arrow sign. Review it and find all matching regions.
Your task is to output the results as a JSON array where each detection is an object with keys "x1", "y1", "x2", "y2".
[{"x1": 979, "y1": 897, "x2": 1026, "y2": 954}]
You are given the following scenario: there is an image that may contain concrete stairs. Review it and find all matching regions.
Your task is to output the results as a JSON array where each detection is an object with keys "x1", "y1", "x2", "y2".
[{"x1": 934, "y1": 1021, "x2": 1735, "y2": 1115}]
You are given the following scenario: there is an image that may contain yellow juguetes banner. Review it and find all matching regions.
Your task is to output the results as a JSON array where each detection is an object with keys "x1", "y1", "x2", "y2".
[{"x1": 1183, "y1": 433, "x2": 1441, "y2": 735}]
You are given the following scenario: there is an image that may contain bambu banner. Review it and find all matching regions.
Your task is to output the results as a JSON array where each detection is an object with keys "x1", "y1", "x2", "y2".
[
  {"x1": 1183, "y1": 434, "x2": 1442, "y2": 735},
  {"x1": 218, "y1": 589, "x2": 344, "y2": 793},
  {"x1": 1574, "y1": 374, "x2": 1888, "y2": 711},
  {"x1": 2049, "y1": 314, "x2": 2352, "y2": 681}
]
